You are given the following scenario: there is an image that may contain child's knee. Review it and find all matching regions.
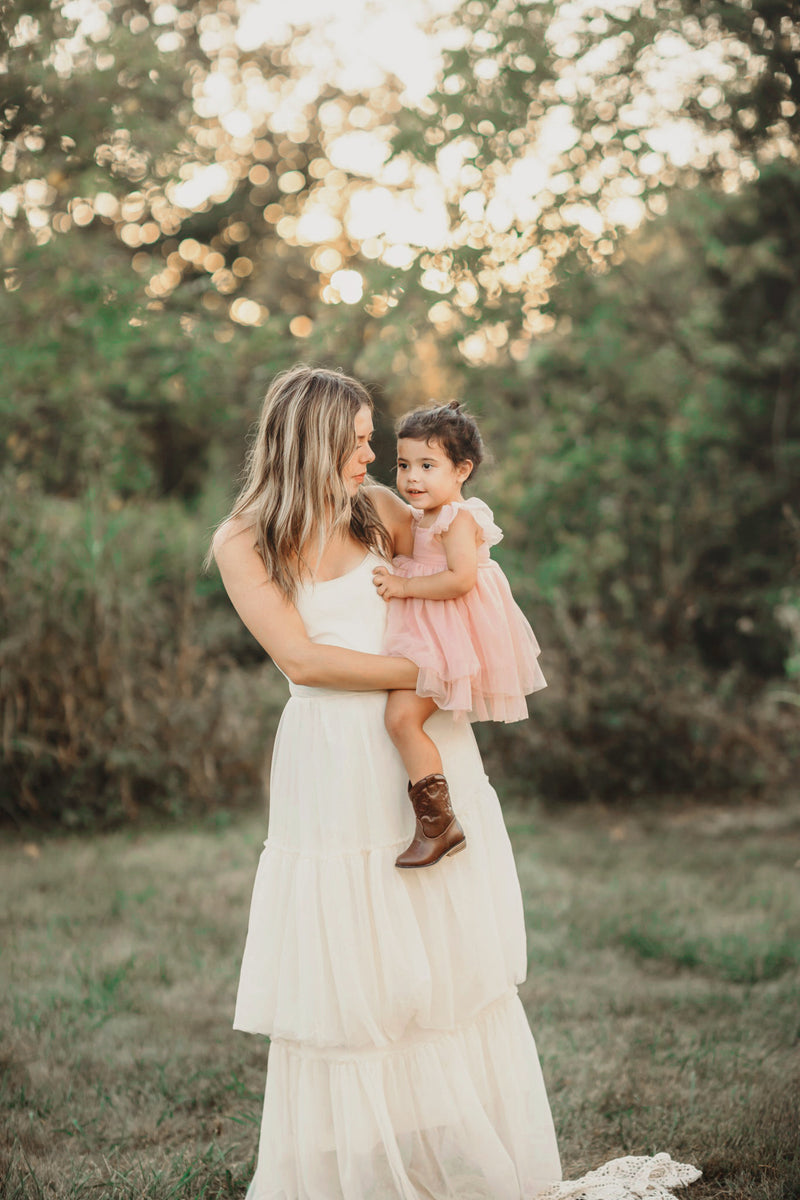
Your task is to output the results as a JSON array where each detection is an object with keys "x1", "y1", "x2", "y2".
[{"x1": 384, "y1": 695, "x2": 415, "y2": 745}]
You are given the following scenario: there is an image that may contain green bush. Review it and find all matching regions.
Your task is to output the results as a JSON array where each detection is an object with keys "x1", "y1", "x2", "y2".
[
  {"x1": 478, "y1": 627, "x2": 798, "y2": 805},
  {"x1": 0, "y1": 478, "x2": 284, "y2": 828}
]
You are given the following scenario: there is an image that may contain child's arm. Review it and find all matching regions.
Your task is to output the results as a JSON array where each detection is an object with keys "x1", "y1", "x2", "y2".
[{"x1": 373, "y1": 510, "x2": 479, "y2": 601}]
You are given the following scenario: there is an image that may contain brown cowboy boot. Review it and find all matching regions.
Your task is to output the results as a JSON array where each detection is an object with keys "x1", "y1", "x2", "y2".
[{"x1": 395, "y1": 773, "x2": 467, "y2": 869}]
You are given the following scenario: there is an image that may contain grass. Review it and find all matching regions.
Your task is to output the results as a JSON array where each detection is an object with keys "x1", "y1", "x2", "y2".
[{"x1": 1, "y1": 799, "x2": 799, "y2": 1198}]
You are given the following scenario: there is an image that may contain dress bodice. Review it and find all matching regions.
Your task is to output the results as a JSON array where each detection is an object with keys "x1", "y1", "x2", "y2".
[
  {"x1": 291, "y1": 550, "x2": 388, "y2": 686},
  {"x1": 408, "y1": 496, "x2": 502, "y2": 568},
  {"x1": 411, "y1": 524, "x2": 493, "y2": 568}
]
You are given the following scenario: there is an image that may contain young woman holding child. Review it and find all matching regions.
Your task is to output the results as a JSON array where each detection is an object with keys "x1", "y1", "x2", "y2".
[{"x1": 211, "y1": 364, "x2": 699, "y2": 1200}]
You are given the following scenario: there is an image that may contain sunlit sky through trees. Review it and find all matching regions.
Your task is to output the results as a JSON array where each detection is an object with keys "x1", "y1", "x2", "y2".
[{"x1": 3, "y1": 0, "x2": 796, "y2": 356}]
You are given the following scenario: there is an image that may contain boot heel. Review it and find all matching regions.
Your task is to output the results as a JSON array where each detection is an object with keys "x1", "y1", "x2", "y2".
[{"x1": 446, "y1": 839, "x2": 467, "y2": 857}]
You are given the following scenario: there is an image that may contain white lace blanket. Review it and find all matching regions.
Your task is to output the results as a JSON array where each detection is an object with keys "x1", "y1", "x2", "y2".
[{"x1": 540, "y1": 1152, "x2": 702, "y2": 1200}]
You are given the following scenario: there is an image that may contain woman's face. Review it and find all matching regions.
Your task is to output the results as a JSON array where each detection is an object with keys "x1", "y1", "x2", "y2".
[{"x1": 343, "y1": 405, "x2": 376, "y2": 495}]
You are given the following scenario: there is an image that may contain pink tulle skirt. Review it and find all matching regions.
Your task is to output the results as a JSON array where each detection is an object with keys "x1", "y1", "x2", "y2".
[{"x1": 385, "y1": 558, "x2": 547, "y2": 723}]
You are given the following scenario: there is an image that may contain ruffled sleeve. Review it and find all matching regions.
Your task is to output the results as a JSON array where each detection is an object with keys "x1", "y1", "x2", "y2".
[{"x1": 430, "y1": 497, "x2": 503, "y2": 547}]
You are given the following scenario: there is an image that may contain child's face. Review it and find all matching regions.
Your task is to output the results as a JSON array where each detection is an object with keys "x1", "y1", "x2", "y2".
[{"x1": 395, "y1": 437, "x2": 472, "y2": 513}]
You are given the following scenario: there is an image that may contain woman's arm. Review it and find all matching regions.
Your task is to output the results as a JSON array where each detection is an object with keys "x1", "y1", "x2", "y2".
[
  {"x1": 366, "y1": 484, "x2": 415, "y2": 557},
  {"x1": 213, "y1": 521, "x2": 418, "y2": 690},
  {"x1": 373, "y1": 510, "x2": 479, "y2": 601}
]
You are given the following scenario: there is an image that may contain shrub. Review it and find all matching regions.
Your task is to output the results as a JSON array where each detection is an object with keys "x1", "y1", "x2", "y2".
[{"x1": 0, "y1": 478, "x2": 283, "y2": 828}]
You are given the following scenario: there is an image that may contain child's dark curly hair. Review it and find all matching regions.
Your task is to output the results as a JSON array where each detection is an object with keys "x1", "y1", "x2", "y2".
[{"x1": 395, "y1": 401, "x2": 484, "y2": 482}]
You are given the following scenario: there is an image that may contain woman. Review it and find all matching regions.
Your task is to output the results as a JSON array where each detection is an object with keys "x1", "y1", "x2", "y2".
[{"x1": 212, "y1": 366, "x2": 699, "y2": 1200}]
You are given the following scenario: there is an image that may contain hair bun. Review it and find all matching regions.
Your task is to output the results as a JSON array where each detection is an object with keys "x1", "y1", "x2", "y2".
[{"x1": 446, "y1": 400, "x2": 462, "y2": 411}]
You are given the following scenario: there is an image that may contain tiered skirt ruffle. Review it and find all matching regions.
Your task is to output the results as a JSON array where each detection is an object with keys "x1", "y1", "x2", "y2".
[{"x1": 255, "y1": 990, "x2": 560, "y2": 1200}]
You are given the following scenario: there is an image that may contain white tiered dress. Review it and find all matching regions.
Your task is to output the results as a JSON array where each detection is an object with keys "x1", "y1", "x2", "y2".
[
  {"x1": 234, "y1": 550, "x2": 701, "y2": 1200},
  {"x1": 235, "y1": 549, "x2": 560, "y2": 1199}
]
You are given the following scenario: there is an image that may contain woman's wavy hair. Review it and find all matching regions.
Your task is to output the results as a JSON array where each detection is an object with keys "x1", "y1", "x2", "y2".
[{"x1": 210, "y1": 365, "x2": 390, "y2": 601}]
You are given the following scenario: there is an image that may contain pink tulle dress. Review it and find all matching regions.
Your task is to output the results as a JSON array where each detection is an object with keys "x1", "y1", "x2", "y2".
[{"x1": 384, "y1": 497, "x2": 547, "y2": 722}]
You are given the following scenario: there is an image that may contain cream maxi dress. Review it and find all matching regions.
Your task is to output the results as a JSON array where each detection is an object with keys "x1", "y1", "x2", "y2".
[{"x1": 233, "y1": 550, "x2": 700, "y2": 1200}]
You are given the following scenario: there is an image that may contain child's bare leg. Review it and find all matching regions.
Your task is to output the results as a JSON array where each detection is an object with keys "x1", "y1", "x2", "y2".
[
  {"x1": 384, "y1": 690, "x2": 440, "y2": 783},
  {"x1": 386, "y1": 691, "x2": 467, "y2": 868}
]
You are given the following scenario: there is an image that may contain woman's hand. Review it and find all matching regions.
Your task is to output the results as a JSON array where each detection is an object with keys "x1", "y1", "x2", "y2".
[{"x1": 372, "y1": 566, "x2": 407, "y2": 601}]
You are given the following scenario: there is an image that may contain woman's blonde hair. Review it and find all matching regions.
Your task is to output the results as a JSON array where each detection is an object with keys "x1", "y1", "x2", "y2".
[{"x1": 211, "y1": 364, "x2": 390, "y2": 600}]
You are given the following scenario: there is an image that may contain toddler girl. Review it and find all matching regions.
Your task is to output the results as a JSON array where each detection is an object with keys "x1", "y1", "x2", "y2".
[{"x1": 372, "y1": 401, "x2": 547, "y2": 869}]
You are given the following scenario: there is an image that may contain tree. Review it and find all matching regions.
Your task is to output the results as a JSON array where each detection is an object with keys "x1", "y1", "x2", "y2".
[
  {"x1": 370, "y1": 0, "x2": 798, "y2": 343},
  {"x1": 1, "y1": 1, "x2": 401, "y2": 499},
  {"x1": 336, "y1": 0, "x2": 800, "y2": 800}
]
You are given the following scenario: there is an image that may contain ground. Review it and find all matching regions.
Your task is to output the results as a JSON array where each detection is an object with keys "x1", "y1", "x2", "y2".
[{"x1": 1, "y1": 798, "x2": 798, "y2": 1199}]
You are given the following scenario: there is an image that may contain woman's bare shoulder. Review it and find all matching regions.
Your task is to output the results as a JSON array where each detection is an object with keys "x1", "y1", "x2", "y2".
[
  {"x1": 211, "y1": 515, "x2": 290, "y2": 608},
  {"x1": 211, "y1": 513, "x2": 256, "y2": 562},
  {"x1": 364, "y1": 484, "x2": 411, "y2": 525}
]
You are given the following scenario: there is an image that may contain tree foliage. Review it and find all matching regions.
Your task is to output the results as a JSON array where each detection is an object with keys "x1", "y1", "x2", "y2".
[
  {"x1": 473, "y1": 165, "x2": 799, "y2": 800},
  {"x1": 383, "y1": 0, "x2": 800, "y2": 345}
]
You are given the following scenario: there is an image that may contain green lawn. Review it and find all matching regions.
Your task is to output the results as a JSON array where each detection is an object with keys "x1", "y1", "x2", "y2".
[{"x1": 2, "y1": 799, "x2": 798, "y2": 1198}]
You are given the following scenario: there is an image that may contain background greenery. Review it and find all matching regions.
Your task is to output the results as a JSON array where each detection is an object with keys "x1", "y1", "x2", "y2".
[{"x1": 1, "y1": 0, "x2": 798, "y2": 826}]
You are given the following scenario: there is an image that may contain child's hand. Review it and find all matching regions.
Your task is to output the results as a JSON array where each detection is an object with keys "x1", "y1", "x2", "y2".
[{"x1": 372, "y1": 566, "x2": 407, "y2": 601}]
